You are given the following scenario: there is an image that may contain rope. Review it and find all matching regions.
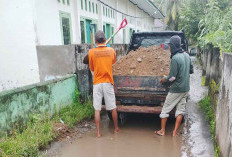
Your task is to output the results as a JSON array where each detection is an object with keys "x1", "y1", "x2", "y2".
[{"x1": 97, "y1": 0, "x2": 164, "y2": 19}]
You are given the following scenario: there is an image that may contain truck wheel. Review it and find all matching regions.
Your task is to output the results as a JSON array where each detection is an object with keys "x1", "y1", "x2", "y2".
[
  {"x1": 107, "y1": 111, "x2": 113, "y2": 120},
  {"x1": 119, "y1": 112, "x2": 127, "y2": 125}
]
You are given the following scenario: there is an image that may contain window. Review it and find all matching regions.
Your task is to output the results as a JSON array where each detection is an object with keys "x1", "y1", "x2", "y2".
[
  {"x1": 111, "y1": 10, "x2": 112, "y2": 18},
  {"x1": 96, "y1": 4, "x2": 98, "y2": 14},
  {"x1": 80, "y1": 21, "x2": 85, "y2": 43},
  {"x1": 113, "y1": 11, "x2": 114, "y2": 18},
  {"x1": 89, "y1": 1, "x2": 91, "y2": 12},
  {"x1": 108, "y1": 9, "x2": 110, "y2": 17},
  {"x1": 81, "y1": 0, "x2": 83, "y2": 9},
  {"x1": 103, "y1": 25, "x2": 106, "y2": 34},
  {"x1": 103, "y1": 6, "x2": 105, "y2": 16},
  {"x1": 67, "y1": 0, "x2": 70, "y2": 5},
  {"x1": 106, "y1": 8, "x2": 107, "y2": 17},
  {"x1": 92, "y1": 2, "x2": 94, "y2": 13},
  {"x1": 85, "y1": 0, "x2": 87, "y2": 11},
  {"x1": 57, "y1": 0, "x2": 60, "y2": 2},
  {"x1": 62, "y1": 0, "x2": 65, "y2": 4},
  {"x1": 60, "y1": 12, "x2": 72, "y2": 45}
]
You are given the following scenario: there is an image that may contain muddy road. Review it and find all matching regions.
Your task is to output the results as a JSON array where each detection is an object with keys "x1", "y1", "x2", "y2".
[
  {"x1": 44, "y1": 56, "x2": 214, "y2": 157},
  {"x1": 59, "y1": 114, "x2": 182, "y2": 157}
]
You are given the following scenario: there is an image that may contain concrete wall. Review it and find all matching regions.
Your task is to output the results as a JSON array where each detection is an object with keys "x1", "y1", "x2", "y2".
[
  {"x1": 0, "y1": 0, "x2": 40, "y2": 92},
  {"x1": 198, "y1": 46, "x2": 222, "y2": 85},
  {"x1": 36, "y1": 45, "x2": 76, "y2": 81},
  {"x1": 0, "y1": 75, "x2": 77, "y2": 135},
  {"x1": 36, "y1": 44, "x2": 128, "y2": 98},
  {"x1": 215, "y1": 53, "x2": 232, "y2": 157}
]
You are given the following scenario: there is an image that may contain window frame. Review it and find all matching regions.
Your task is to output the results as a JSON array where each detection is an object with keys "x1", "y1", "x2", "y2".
[{"x1": 59, "y1": 11, "x2": 73, "y2": 45}]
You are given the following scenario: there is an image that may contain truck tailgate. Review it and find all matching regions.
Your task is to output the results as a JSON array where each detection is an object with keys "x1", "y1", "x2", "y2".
[{"x1": 113, "y1": 75, "x2": 169, "y2": 106}]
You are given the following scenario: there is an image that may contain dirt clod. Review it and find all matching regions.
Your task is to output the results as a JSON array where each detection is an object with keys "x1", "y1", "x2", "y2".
[
  {"x1": 113, "y1": 46, "x2": 170, "y2": 76},
  {"x1": 137, "y1": 57, "x2": 142, "y2": 63}
]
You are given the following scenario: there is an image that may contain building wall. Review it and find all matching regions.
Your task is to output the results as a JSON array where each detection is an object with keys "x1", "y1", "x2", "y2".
[
  {"x1": 0, "y1": 0, "x2": 40, "y2": 92},
  {"x1": 35, "y1": 0, "x2": 78, "y2": 45},
  {"x1": 0, "y1": 0, "x2": 157, "y2": 92}
]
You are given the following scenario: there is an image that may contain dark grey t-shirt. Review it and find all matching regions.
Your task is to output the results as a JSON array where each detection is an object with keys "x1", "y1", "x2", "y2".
[{"x1": 165, "y1": 52, "x2": 193, "y2": 93}]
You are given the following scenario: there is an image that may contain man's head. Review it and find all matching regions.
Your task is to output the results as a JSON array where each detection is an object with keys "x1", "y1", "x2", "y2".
[
  {"x1": 95, "y1": 30, "x2": 106, "y2": 44},
  {"x1": 167, "y1": 35, "x2": 183, "y2": 58}
]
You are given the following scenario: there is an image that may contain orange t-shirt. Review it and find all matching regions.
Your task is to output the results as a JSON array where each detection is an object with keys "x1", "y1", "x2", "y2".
[{"x1": 88, "y1": 45, "x2": 116, "y2": 85}]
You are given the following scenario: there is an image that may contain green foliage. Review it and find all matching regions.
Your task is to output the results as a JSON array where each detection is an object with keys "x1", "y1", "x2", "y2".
[
  {"x1": 179, "y1": 0, "x2": 207, "y2": 44},
  {"x1": 0, "y1": 90, "x2": 94, "y2": 156},
  {"x1": 53, "y1": 101, "x2": 94, "y2": 127},
  {"x1": 199, "y1": 96, "x2": 214, "y2": 136},
  {"x1": 209, "y1": 80, "x2": 220, "y2": 107},
  {"x1": 198, "y1": 0, "x2": 232, "y2": 52},
  {"x1": 201, "y1": 76, "x2": 206, "y2": 86},
  {"x1": 199, "y1": 96, "x2": 220, "y2": 157},
  {"x1": 0, "y1": 117, "x2": 55, "y2": 157},
  {"x1": 165, "y1": 0, "x2": 181, "y2": 30}
]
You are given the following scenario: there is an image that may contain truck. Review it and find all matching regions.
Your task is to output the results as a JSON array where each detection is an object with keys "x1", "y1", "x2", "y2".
[{"x1": 104, "y1": 31, "x2": 189, "y2": 123}]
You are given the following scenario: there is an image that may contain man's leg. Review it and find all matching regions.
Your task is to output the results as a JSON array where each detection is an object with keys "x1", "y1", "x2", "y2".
[
  {"x1": 103, "y1": 83, "x2": 119, "y2": 133},
  {"x1": 93, "y1": 84, "x2": 103, "y2": 138},
  {"x1": 172, "y1": 92, "x2": 188, "y2": 136},
  {"x1": 172, "y1": 115, "x2": 183, "y2": 137},
  {"x1": 154, "y1": 118, "x2": 167, "y2": 136},
  {"x1": 154, "y1": 92, "x2": 181, "y2": 136},
  {"x1": 111, "y1": 108, "x2": 119, "y2": 133},
  {"x1": 95, "y1": 110, "x2": 101, "y2": 137}
]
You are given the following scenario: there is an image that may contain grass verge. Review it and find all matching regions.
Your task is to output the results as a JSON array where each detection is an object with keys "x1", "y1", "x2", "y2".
[
  {"x1": 199, "y1": 96, "x2": 220, "y2": 157},
  {"x1": 0, "y1": 100, "x2": 94, "y2": 157}
]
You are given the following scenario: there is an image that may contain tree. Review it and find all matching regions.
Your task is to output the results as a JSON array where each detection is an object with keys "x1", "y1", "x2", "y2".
[
  {"x1": 178, "y1": 0, "x2": 207, "y2": 44},
  {"x1": 165, "y1": 0, "x2": 181, "y2": 30}
]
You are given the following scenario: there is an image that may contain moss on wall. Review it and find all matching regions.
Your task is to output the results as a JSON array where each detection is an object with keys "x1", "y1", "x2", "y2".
[{"x1": 0, "y1": 75, "x2": 77, "y2": 136}]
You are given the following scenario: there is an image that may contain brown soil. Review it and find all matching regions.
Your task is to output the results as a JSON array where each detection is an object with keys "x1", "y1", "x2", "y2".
[
  {"x1": 53, "y1": 123, "x2": 76, "y2": 141},
  {"x1": 113, "y1": 46, "x2": 171, "y2": 76}
]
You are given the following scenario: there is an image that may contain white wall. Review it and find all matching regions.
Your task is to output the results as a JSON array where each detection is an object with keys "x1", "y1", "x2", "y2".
[
  {"x1": 35, "y1": 0, "x2": 78, "y2": 45},
  {"x1": 0, "y1": 0, "x2": 40, "y2": 92}
]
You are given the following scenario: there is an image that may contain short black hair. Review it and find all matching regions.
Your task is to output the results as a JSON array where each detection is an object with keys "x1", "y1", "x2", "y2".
[{"x1": 95, "y1": 30, "x2": 106, "y2": 43}]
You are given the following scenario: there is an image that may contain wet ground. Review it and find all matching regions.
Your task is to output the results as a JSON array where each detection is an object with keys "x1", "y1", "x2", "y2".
[
  {"x1": 182, "y1": 57, "x2": 214, "y2": 157},
  {"x1": 43, "y1": 56, "x2": 214, "y2": 157}
]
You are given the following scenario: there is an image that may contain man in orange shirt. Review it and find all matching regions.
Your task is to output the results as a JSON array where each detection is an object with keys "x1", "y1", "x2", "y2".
[{"x1": 88, "y1": 30, "x2": 119, "y2": 137}]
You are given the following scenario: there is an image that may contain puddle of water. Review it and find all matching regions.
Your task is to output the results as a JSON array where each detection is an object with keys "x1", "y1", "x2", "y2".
[{"x1": 60, "y1": 114, "x2": 182, "y2": 157}]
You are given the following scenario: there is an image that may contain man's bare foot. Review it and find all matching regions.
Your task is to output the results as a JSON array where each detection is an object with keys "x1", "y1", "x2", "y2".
[
  {"x1": 96, "y1": 133, "x2": 101, "y2": 138},
  {"x1": 114, "y1": 128, "x2": 119, "y2": 133},
  {"x1": 172, "y1": 131, "x2": 178, "y2": 137},
  {"x1": 154, "y1": 130, "x2": 165, "y2": 136}
]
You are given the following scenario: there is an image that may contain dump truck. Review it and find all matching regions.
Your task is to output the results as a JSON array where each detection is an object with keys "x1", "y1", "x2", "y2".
[{"x1": 104, "y1": 31, "x2": 189, "y2": 123}]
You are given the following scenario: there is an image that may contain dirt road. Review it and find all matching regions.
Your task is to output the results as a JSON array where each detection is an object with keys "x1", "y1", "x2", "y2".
[
  {"x1": 59, "y1": 114, "x2": 182, "y2": 157},
  {"x1": 44, "y1": 56, "x2": 214, "y2": 157}
]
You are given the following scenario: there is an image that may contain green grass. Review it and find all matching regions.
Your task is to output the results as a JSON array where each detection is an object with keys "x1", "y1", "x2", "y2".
[
  {"x1": 0, "y1": 118, "x2": 55, "y2": 157},
  {"x1": 0, "y1": 99, "x2": 94, "y2": 157},
  {"x1": 201, "y1": 76, "x2": 206, "y2": 86},
  {"x1": 199, "y1": 96, "x2": 220, "y2": 157}
]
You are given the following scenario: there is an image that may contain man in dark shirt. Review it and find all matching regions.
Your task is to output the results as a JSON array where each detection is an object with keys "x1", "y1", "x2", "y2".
[{"x1": 154, "y1": 35, "x2": 193, "y2": 137}]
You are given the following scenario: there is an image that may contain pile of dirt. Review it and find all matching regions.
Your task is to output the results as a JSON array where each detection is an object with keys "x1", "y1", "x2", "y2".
[
  {"x1": 53, "y1": 123, "x2": 76, "y2": 141},
  {"x1": 113, "y1": 46, "x2": 171, "y2": 76}
]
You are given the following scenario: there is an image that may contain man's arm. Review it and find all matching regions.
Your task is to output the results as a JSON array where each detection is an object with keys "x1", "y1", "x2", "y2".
[
  {"x1": 164, "y1": 59, "x2": 178, "y2": 83},
  {"x1": 83, "y1": 54, "x2": 89, "y2": 64}
]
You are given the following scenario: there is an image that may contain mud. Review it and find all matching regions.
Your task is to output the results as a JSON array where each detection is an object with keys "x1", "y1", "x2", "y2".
[
  {"x1": 113, "y1": 46, "x2": 170, "y2": 76},
  {"x1": 43, "y1": 56, "x2": 215, "y2": 157},
  {"x1": 59, "y1": 114, "x2": 182, "y2": 157},
  {"x1": 182, "y1": 57, "x2": 214, "y2": 157}
]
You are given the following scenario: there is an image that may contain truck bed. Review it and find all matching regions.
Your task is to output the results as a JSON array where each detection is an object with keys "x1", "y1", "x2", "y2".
[{"x1": 113, "y1": 75, "x2": 169, "y2": 107}]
